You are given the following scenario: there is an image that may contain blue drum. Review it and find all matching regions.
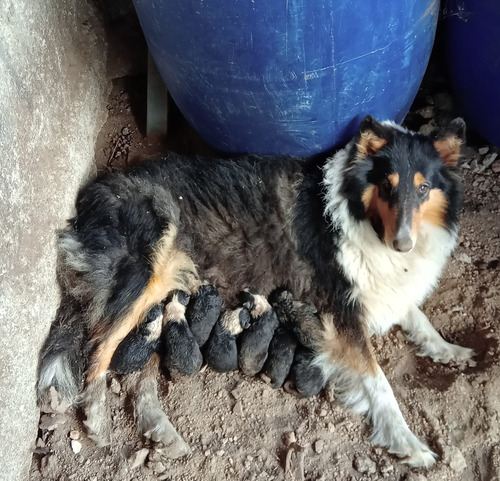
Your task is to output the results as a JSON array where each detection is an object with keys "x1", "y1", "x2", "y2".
[
  {"x1": 133, "y1": 0, "x2": 439, "y2": 155},
  {"x1": 443, "y1": 0, "x2": 500, "y2": 147}
]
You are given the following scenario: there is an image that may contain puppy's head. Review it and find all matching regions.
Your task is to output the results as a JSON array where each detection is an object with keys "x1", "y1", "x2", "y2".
[{"x1": 343, "y1": 116, "x2": 465, "y2": 252}]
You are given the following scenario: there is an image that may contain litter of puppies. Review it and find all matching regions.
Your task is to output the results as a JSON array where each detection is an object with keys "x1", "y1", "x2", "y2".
[{"x1": 109, "y1": 284, "x2": 325, "y2": 396}]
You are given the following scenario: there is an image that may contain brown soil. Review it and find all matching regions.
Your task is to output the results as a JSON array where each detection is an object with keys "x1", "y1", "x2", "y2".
[{"x1": 29, "y1": 11, "x2": 500, "y2": 481}]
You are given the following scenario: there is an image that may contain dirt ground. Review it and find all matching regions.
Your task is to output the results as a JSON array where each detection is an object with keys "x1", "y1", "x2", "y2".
[{"x1": 30, "y1": 11, "x2": 500, "y2": 481}]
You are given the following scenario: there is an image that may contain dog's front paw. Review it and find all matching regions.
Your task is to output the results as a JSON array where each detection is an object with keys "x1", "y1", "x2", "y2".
[
  {"x1": 418, "y1": 341, "x2": 476, "y2": 366},
  {"x1": 400, "y1": 445, "x2": 437, "y2": 468},
  {"x1": 378, "y1": 428, "x2": 437, "y2": 468}
]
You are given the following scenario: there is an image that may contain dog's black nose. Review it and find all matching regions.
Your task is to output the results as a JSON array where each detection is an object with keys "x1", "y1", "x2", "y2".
[{"x1": 393, "y1": 236, "x2": 413, "y2": 252}]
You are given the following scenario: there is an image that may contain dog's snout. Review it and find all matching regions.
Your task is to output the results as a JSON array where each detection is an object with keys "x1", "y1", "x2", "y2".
[{"x1": 393, "y1": 236, "x2": 413, "y2": 253}]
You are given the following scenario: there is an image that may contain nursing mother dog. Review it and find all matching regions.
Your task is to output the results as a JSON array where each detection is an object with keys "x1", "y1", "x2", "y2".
[{"x1": 37, "y1": 116, "x2": 473, "y2": 467}]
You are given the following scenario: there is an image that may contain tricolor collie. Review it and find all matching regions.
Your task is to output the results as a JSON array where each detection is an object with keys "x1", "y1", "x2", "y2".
[{"x1": 38, "y1": 116, "x2": 473, "y2": 467}]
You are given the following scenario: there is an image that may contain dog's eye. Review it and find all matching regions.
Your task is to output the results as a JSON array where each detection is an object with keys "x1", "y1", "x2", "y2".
[
  {"x1": 380, "y1": 178, "x2": 392, "y2": 192},
  {"x1": 418, "y1": 183, "x2": 430, "y2": 195}
]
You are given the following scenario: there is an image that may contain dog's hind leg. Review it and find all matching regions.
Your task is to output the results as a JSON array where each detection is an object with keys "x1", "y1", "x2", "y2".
[
  {"x1": 84, "y1": 226, "x2": 199, "y2": 445},
  {"x1": 125, "y1": 353, "x2": 191, "y2": 458},
  {"x1": 316, "y1": 314, "x2": 437, "y2": 468},
  {"x1": 37, "y1": 295, "x2": 88, "y2": 408},
  {"x1": 400, "y1": 305, "x2": 475, "y2": 365}
]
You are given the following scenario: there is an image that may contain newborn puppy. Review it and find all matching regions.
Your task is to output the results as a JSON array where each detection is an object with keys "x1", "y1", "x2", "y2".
[
  {"x1": 287, "y1": 346, "x2": 327, "y2": 397},
  {"x1": 271, "y1": 290, "x2": 326, "y2": 396},
  {"x1": 238, "y1": 290, "x2": 279, "y2": 376},
  {"x1": 161, "y1": 291, "x2": 203, "y2": 376},
  {"x1": 110, "y1": 304, "x2": 164, "y2": 374},
  {"x1": 260, "y1": 325, "x2": 297, "y2": 388},
  {"x1": 186, "y1": 284, "x2": 223, "y2": 347},
  {"x1": 205, "y1": 307, "x2": 251, "y2": 372}
]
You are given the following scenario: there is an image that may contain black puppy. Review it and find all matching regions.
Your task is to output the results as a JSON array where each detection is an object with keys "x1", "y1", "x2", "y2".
[
  {"x1": 205, "y1": 307, "x2": 251, "y2": 372},
  {"x1": 238, "y1": 290, "x2": 280, "y2": 376},
  {"x1": 261, "y1": 325, "x2": 297, "y2": 388},
  {"x1": 186, "y1": 284, "x2": 223, "y2": 347},
  {"x1": 161, "y1": 291, "x2": 203, "y2": 376},
  {"x1": 110, "y1": 304, "x2": 163, "y2": 374}
]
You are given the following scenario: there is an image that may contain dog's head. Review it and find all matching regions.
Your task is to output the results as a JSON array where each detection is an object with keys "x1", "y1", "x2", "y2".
[{"x1": 342, "y1": 116, "x2": 465, "y2": 252}]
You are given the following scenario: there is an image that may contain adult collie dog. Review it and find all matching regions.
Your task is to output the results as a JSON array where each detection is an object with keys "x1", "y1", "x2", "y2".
[{"x1": 38, "y1": 116, "x2": 473, "y2": 467}]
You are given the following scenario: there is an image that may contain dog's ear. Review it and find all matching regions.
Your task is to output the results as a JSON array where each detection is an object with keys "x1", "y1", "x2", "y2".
[
  {"x1": 357, "y1": 115, "x2": 390, "y2": 157},
  {"x1": 433, "y1": 118, "x2": 466, "y2": 167}
]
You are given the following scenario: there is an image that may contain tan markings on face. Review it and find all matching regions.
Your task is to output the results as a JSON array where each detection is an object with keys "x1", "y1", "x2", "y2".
[
  {"x1": 357, "y1": 130, "x2": 388, "y2": 157},
  {"x1": 415, "y1": 189, "x2": 448, "y2": 231},
  {"x1": 434, "y1": 136, "x2": 462, "y2": 167},
  {"x1": 364, "y1": 185, "x2": 398, "y2": 245},
  {"x1": 361, "y1": 184, "x2": 376, "y2": 209},
  {"x1": 414, "y1": 172, "x2": 426, "y2": 187},
  {"x1": 388, "y1": 172, "x2": 399, "y2": 188}
]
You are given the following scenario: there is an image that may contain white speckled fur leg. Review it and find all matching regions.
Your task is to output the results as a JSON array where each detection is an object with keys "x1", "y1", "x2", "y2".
[
  {"x1": 128, "y1": 354, "x2": 191, "y2": 459},
  {"x1": 401, "y1": 306, "x2": 475, "y2": 365},
  {"x1": 318, "y1": 357, "x2": 436, "y2": 468}
]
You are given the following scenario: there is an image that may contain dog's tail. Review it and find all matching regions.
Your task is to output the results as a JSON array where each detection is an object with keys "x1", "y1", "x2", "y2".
[{"x1": 37, "y1": 295, "x2": 88, "y2": 407}]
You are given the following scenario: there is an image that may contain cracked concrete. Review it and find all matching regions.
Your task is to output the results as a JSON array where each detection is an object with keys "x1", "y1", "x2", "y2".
[{"x1": 0, "y1": 2, "x2": 109, "y2": 480}]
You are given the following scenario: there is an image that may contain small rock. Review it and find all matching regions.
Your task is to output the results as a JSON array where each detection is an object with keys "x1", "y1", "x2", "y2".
[
  {"x1": 378, "y1": 458, "x2": 394, "y2": 476},
  {"x1": 283, "y1": 432, "x2": 297, "y2": 447},
  {"x1": 71, "y1": 440, "x2": 82, "y2": 454},
  {"x1": 231, "y1": 383, "x2": 245, "y2": 399},
  {"x1": 129, "y1": 448, "x2": 149, "y2": 469},
  {"x1": 122, "y1": 127, "x2": 130, "y2": 135},
  {"x1": 417, "y1": 106, "x2": 434, "y2": 119},
  {"x1": 318, "y1": 409, "x2": 328, "y2": 417},
  {"x1": 314, "y1": 440, "x2": 324, "y2": 454},
  {"x1": 49, "y1": 387, "x2": 69, "y2": 413},
  {"x1": 36, "y1": 437, "x2": 46, "y2": 448},
  {"x1": 478, "y1": 146, "x2": 489, "y2": 155},
  {"x1": 232, "y1": 401, "x2": 243, "y2": 416},
  {"x1": 491, "y1": 160, "x2": 500, "y2": 173},
  {"x1": 110, "y1": 378, "x2": 121, "y2": 395},
  {"x1": 353, "y1": 455, "x2": 377, "y2": 474},
  {"x1": 456, "y1": 252, "x2": 472, "y2": 264},
  {"x1": 69, "y1": 430, "x2": 81, "y2": 440},
  {"x1": 477, "y1": 153, "x2": 498, "y2": 173},
  {"x1": 406, "y1": 474, "x2": 428, "y2": 481},
  {"x1": 39, "y1": 414, "x2": 67, "y2": 431},
  {"x1": 442, "y1": 445, "x2": 467, "y2": 473},
  {"x1": 151, "y1": 461, "x2": 167, "y2": 474}
]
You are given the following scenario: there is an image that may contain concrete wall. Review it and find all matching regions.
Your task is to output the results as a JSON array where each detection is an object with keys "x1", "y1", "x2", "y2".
[{"x1": 0, "y1": 2, "x2": 108, "y2": 480}]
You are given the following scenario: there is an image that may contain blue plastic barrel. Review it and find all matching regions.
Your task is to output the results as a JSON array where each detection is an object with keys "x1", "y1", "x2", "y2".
[
  {"x1": 443, "y1": 0, "x2": 500, "y2": 147},
  {"x1": 133, "y1": 0, "x2": 439, "y2": 155}
]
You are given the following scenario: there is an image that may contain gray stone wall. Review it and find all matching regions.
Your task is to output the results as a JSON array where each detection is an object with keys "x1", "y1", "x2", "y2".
[{"x1": 0, "y1": 2, "x2": 108, "y2": 480}]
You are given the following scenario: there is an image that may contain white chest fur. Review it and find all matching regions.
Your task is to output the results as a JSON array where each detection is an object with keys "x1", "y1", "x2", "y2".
[
  {"x1": 322, "y1": 143, "x2": 458, "y2": 336},
  {"x1": 337, "y1": 220, "x2": 456, "y2": 335}
]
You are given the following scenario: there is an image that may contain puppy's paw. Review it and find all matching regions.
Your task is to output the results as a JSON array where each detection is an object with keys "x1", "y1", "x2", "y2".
[
  {"x1": 418, "y1": 341, "x2": 476, "y2": 366},
  {"x1": 138, "y1": 406, "x2": 191, "y2": 459}
]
